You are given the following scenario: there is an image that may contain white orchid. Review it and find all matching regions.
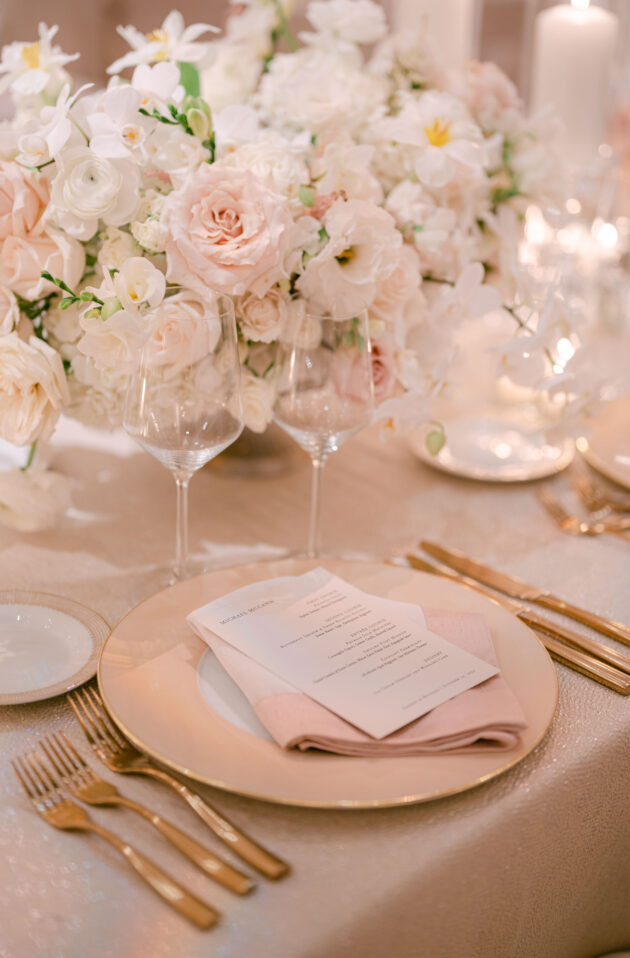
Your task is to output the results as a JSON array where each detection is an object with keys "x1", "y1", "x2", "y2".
[
  {"x1": 87, "y1": 85, "x2": 151, "y2": 159},
  {"x1": 15, "y1": 83, "x2": 92, "y2": 168},
  {"x1": 0, "y1": 23, "x2": 78, "y2": 98},
  {"x1": 130, "y1": 61, "x2": 184, "y2": 111},
  {"x1": 107, "y1": 11, "x2": 219, "y2": 75}
]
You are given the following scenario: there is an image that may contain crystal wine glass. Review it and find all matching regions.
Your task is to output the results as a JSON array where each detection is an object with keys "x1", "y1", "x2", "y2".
[
  {"x1": 123, "y1": 289, "x2": 243, "y2": 582},
  {"x1": 273, "y1": 308, "x2": 375, "y2": 557}
]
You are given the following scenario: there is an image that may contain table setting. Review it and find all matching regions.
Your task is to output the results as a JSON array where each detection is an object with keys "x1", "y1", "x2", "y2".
[{"x1": 1, "y1": 1, "x2": 630, "y2": 956}]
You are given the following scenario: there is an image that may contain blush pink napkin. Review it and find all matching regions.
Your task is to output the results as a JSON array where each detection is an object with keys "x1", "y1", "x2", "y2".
[{"x1": 189, "y1": 608, "x2": 528, "y2": 755}]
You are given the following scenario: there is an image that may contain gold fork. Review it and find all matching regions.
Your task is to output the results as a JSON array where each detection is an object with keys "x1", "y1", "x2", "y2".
[
  {"x1": 68, "y1": 687, "x2": 289, "y2": 880},
  {"x1": 39, "y1": 732, "x2": 253, "y2": 895},
  {"x1": 537, "y1": 488, "x2": 630, "y2": 540},
  {"x1": 12, "y1": 751, "x2": 219, "y2": 929}
]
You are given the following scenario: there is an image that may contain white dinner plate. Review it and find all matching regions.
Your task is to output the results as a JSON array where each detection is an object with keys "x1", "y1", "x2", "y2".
[
  {"x1": 98, "y1": 558, "x2": 558, "y2": 809},
  {"x1": 0, "y1": 592, "x2": 110, "y2": 706},
  {"x1": 580, "y1": 396, "x2": 630, "y2": 491}
]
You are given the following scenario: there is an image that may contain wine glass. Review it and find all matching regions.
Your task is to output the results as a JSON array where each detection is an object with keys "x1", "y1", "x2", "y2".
[
  {"x1": 273, "y1": 308, "x2": 375, "y2": 557},
  {"x1": 123, "y1": 289, "x2": 243, "y2": 582}
]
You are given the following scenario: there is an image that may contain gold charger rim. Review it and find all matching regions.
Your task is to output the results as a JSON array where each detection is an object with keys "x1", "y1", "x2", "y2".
[{"x1": 97, "y1": 558, "x2": 558, "y2": 809}]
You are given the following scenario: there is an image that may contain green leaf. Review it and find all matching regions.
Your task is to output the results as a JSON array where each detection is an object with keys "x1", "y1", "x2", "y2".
[
  {"x1": 425, "y1": 429, "x2": 446, "y2": 457},
  {"x1": 179, "y1": 62, "x2": 200, "y2": 97},
  {"x1": 299, "y1": 185, "x2": 316, "y2": 208}
]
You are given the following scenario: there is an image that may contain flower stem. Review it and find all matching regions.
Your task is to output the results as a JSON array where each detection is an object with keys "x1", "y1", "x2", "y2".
[{"x1": 21, "y1": 441, "x2": 37, "y2": 471}]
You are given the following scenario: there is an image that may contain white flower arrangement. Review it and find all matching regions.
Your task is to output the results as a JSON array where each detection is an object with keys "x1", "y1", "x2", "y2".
[{"x1": 0, "y1": 3, "x2": 587, "y2": 529}]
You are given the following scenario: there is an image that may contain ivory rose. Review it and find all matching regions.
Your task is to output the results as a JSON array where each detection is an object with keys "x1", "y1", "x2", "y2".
[
  {"x1": 0, "y1": 162, "x2": 49, "y2": 239},
  {"x1": 238, "y1": 288, "x2": 288, "y2": 343},
  {"x1": 145, "y1": 293, "x2": 220, "y2": 374},
  {"x1": 162, "y1": 165, "x2": 294, "y2": 298},
  {"x1": 0, "y1": 332, "x2": 69, "y2": 444},
  {"x1": 0, "y1": 227, "x2": 85, "y2": 300},
  {"x1": 77, "y1": 308, "x2": 146, "y2": 373}
]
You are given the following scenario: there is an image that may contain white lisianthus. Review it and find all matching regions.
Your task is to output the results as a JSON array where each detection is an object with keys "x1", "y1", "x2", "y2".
[
  {"x1": 49, "y1": 147, "x2": 140, "y2": 241},
  {"x1": 0, "y1": 285, "x2": 19, "y2": 335},
  {"x1": 113, "y1": 256, "x2": 166, "y2": 312},
  {"x1": 97, "y1": 227, "x2": 140, "y2": 271},
  {"x1": 0, "y1": 332, "x2": 69, "y2": 444},
  {"x1": 241, "y1": 371, "x2": 275, "y2": 433},
  {"x1": 238, "y1": 287, "x2": 289, "y2": 343},
  {"x1": 297, "y1": 198, "x2": 402, "y2": 315},
  {"x1": 301, "y1": 0, "x2": 387, "y2": 47},
  {"x1": 0, "y1": 463, "x2": 73, "y2": 531}
]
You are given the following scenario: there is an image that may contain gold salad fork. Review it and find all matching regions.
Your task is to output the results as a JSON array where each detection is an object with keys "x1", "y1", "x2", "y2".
[
  {"x1": 12, "y1": 751, "x2": 218, "y2": 929},
  {"x1": 537, "y1": 487, "x2": 630, "y2": 539},
  {"x1": 39, "y1": 732, "x2": 253, "y2": 895},
  {"x1": 68, "y1": 687, "x2": 289, "y2": 880}
]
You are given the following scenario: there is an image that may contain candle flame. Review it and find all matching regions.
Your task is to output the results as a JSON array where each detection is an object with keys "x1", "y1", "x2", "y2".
[{"x1": 571, "y1": 0, "x2": 590, "y2": 10}]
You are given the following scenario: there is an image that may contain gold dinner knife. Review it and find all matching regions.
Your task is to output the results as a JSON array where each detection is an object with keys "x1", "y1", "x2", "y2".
[
  {"x1": 404, "y1": 554, "x2": 630, "y2": 694},
  {"x1": 420, "y1": 541, "x2": 630, "y2": 648}
]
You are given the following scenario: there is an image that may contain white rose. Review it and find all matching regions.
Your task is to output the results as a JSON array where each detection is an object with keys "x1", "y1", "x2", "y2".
[
  {"x1": 97, "y1": 227, "x2": 140, "y2": 271},
  {"x1": 241, "y1": 372, "x2": 275, "y2": 434},
  {"x1": 238, "y1": 288, "x2": 288, "y2": 343},
  {"x1": 0, "y1": 285, "x2": 19, "y2": 335},
  {"x1": 219, "y1": 134, "x2": 310, "y2": 213},
  {"x1": 0, "y1": 332, "x2": 69, "y2": 444},
  {"x1": 77, "y1": 307, "x2": 146, "y2": 373},
  {"x1": 0, "y1": 464, "x2": 73, "y2": 531},
  {"x1": 49, "y1": 147, "x2": 140, "y2": 241}
]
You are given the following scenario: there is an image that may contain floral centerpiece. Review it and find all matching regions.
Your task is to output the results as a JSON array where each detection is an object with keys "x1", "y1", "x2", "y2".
[{"x1": 0, "y1": 3, "x2": 584, "y2": 529}]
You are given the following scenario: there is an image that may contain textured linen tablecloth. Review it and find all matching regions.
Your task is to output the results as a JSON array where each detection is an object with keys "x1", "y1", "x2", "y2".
[{"x1": 1, "y1": 419, "x2": 630, "y2": 958}]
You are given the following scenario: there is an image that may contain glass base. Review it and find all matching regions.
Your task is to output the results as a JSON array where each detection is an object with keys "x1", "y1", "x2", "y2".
[{"x1": 411, "y1": 416, "x2": 575, "y2": 483}]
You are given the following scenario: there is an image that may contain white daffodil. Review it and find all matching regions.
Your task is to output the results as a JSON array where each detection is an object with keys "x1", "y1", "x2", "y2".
[
  {"x1": 87, "y1": 85, "x2": 151, "y2": 159},
  {"x1": 107, "y1": 10, "x2": 220, "y2": 75},
  {"x1": 0, "y1": 23, "x2": 79, "y2": 97},
  {"x1": 15, "y1": 83, "x2": 91, "y2": 168},
  {"x1": 378, "y1": 91, "x2": 485, "y2": 190}
]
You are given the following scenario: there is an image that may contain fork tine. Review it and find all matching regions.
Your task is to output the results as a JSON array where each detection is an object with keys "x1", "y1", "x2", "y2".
[
  {"x1": 12, "y1": 757, "x2": 39, "y2": 801},
  {"x1": 68, "y1": 691, "x2": 99, "y2": 748},
  {"x1": 40, "y1": 736, "x2": 73, "y2": 779},
  {"x1": 71, "y1": 689, "x2": 118, "y2": 752},
  {"x1": 27, "y1": 752, "x2": 59, "y2": 795},
  {"x1": 84, "y1": 687, "x2": 127, "y2": 749},
  {"x1": 58, "y1": 732, "x2": 90, "y2": 771}
]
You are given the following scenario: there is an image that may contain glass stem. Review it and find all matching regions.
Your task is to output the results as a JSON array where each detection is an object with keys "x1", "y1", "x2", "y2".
[
  {"x1": 307, "y1": 456, "x2": 326, "y2": 559},
  {"x1": 174, "y1": 474, "x2": 191, "y2": 581}
]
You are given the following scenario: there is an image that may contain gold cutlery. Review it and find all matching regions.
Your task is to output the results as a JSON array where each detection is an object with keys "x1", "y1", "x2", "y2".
[
  {"x1": 68, "y1": 687, "x2": 290, "y2": 880},
  {"x1": 572, "y1": 472, "x2": 630, "y2": 515},
  {"x1": 405, "y1": 554, "x2": 630, "y2": 694},
  {"x1": 39, "y1": 732, "x2": 254, "y2": 895},
  {"x1": 537, "y1": 488, "x2": 630, "y2": 538},
  {"x1": 420, "y1": 540, "x2": 630, "y2": 648},
  {"x1": 13, "y1": 751, "x2": 219, "y2": 929}
]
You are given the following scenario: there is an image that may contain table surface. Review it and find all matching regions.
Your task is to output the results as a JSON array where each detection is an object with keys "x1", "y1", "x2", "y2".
[{"x1": 1, "y1": 419, "x2": 630, "y2": 958}]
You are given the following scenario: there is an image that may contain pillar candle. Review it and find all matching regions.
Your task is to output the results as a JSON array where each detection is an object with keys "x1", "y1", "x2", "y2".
[
  {"x1": 392, "y1": 0, "x2": 477, "y2": 66},
  {"x1": 531, "y1": 1, "x2": 618, "y2": 166}
]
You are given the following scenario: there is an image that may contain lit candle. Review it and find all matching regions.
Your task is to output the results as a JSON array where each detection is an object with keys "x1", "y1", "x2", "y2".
[
  {"x1": 392, "y1": 0, "x2": 476, "y2": 66},
  {"x1": 531, "y1": 0, "x2": 618, "y2": 167}
]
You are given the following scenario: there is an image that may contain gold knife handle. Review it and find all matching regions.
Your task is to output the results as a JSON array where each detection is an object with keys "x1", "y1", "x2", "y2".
[
  {"x1": 115, "y1": 795, "x2": 255, "y2": 894},
  {"x1": 145, "y1": 767, "x2": 290, "y2": 879},
  {"x1": 85, "y1": 821, "x2": 219, "y2": 929},
  {"x1": 536, "y1": 595, "x2": 630, "y2": 648},
  {"x1": 539, "y1": 635, "x2": 630, "y2": 695},
  {"x1": 519, "y1": 611, "x2": 630, "y2": 675}
]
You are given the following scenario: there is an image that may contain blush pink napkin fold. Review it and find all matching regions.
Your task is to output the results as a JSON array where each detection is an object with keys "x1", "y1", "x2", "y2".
[{"x1": 189, "y1": 609, "x2": 528, "y2": 755}]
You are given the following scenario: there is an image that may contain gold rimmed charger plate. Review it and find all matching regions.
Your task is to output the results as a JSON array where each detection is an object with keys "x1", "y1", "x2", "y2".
[
  {"x1": 580, "y1": 395, "x2": 630, "y2": 491},
  {"x1": 98, "y1": 558, "x2": 557, "y2": 809},
  {"x1": 0, "y1": 591, "x2": 110, "y2": 706}
]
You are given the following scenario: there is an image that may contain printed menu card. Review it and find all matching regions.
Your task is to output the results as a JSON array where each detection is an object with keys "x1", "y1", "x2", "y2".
[{"x1": 188, "y1": 568, "x2": 498, "y2": 739}]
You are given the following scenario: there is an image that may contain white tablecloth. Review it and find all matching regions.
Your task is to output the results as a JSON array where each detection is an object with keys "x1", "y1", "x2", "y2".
[{"x1": 1, "y1": 420, "x2": 630, "y2": 958}]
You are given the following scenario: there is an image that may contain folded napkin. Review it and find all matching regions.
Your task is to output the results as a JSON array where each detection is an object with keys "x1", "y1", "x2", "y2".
[{"x1": 188, "y1": 604, "x2": 528, "y2": 756}]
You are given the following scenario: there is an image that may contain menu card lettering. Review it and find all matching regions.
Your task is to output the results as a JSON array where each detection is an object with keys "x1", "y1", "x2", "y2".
[{"x1": 188, "y1": 569, "x2": 498, "y2": 739}]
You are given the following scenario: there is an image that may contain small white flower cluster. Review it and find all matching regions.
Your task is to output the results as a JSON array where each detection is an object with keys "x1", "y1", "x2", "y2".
[{"x1": 0, "y1": 4, "x2": 580, "y2": 528}]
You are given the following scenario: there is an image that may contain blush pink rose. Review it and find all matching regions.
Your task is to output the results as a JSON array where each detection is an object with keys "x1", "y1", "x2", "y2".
[
  {"x1": 332, "y1": 336, "x2": 397, "y2": 405},
  {"x1": 162, "y1": 165, "x2": 293, "y2": 298},
  {"x1": 0, "y1": 228, "x2": 85, "y2": 300},
  {"x1": 145, "y1": 293, "x2": 221, "y2": 375},
  {"x1": 0, "y1": 162, "x2": 49, "y2": 240}
]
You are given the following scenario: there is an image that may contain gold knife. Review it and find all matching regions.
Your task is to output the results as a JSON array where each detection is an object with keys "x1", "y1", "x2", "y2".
[
  {"x1": 420, "y1": 541, "x2": 630, "y2": 648},
  {"x1": 404, "y1": 555, "x2": 630, "y2": 694}
]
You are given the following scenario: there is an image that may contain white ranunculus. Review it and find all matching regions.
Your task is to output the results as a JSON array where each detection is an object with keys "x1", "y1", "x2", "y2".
[
  {"x1": 297, "y1": 198, "x2": 402, "y2": 315},
  {"x1": 241, "y1": 372, "x2": 275, "y2": 433},
  {"x1": 218, "y1": 133, "x2": 310, "y2": 212},
  {"x1": 0, "y1": 332, "x2": 69, "y2": 445},
  {"x1": 0, "y1": 284, "x2": 19, "y2": 335},
  {"x1": 302, "y1": 0, "x2": 387, "y2": 46},
  {"x1": 114, "y1": 257, "x2": 165, "y2": 312},
  {"x1": 49, "y1": 147, "x2": 140, "y2": 240},
  {"x1": 0, "y1": 463, "x2": 73, "y2": 531},
  {"x1": 257, "y1": 49, "x2": 387, "y2": 136}
]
